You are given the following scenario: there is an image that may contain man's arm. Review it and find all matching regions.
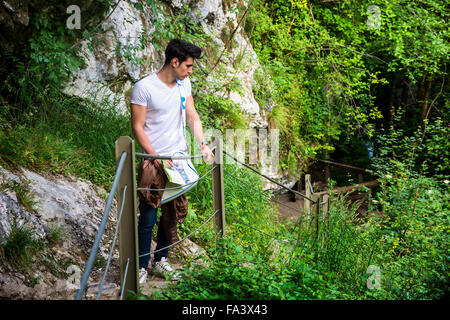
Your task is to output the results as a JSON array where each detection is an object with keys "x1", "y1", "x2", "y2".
[
  {"x1": 131, "y1": 104, "x2": 173, "y2": 166},
  {"x1": 185, "y1": 96, "x2": 214, "y2": 162},
  {"x1": 131, "y1": 104, "x2": 158, "y2": 156}
]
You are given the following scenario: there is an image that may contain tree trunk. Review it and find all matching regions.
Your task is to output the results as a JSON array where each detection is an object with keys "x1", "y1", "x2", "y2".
[
  {"x1": 401, "y1": 79, "x2": 409, "y2": 107},
  {"x1": 388, "y1": 73, "x2": 397, "y2": 126},
  {"x1": 420, "y1": 79, "x2": 433, "y2": 123}
]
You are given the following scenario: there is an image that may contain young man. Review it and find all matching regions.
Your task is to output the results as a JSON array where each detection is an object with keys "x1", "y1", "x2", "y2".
[{"x1": 130, "y1": 39, "x2": 214, "y2": 283}]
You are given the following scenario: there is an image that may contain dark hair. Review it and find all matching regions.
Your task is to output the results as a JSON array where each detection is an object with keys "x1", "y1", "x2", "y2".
[{"x1": 164, "y1": 39, "x2": 202, "y2": 65}]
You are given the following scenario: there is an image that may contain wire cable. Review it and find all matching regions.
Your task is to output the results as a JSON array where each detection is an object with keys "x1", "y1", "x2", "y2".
[
  {"x1": 138, "y1": 209, "x2": 219, "y2": 258},
  {"x1": 120, "y1": 258, "x2": 130, "y2": 300},
  {"x1": 226, "y1": 211, "x2": 295, "y2": 243},
  {"x1": 223, "y1": 151, "x2": 316, "y2": 203}
]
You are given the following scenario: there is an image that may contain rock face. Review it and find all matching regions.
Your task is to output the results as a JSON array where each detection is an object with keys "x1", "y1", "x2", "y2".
[
  {"x1": 0, "y1": 165, "x2": 120, "y2": 300},
  {"x1": 0, "y1": 166, "x2": 116, "y2": 255},
  {"x1": 64, "y1": 0, "x2": 267, "y2": 127},
  {"x1": 0, "y1": 192, "x2": 49, "y2": 244},
  {"x1": 62, "y1": 0, "x2": 280, "y2": 179}
]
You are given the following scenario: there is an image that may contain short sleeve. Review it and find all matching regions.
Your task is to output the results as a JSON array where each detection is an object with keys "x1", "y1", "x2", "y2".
[
  {"x1": 184, "y1": 77, "x2": 192, "y2": 97},
  {"x1": 130, "y1": 81, "x2": 149, "y2": 106}
]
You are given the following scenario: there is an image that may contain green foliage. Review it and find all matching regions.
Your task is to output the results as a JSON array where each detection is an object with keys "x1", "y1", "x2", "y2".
[
  {"x1": 373, "y1": 110, "x2": 449, "y2": 179},
  {"x1": 150, "y1": 234, "x2": 327, "y2": 300},
  {"x1": 245, "y1": 0, "x2": 385, "y2": 173},
  {"x1": 0, "y1": 123, "x2": 90, "y2": 176},
  {"x1": 0, "y1": 1, "x2": 131, "y2": 187},
  {"x1": 245, "y1": 0, "x2": 448, "y2": 174},
  {"x1": 4, "y1": 12, "x2": 83, "y2": 120},
  {"x1": 150, "y1": 117, "x2": 448, "y2": 300},
  {"x1": 1, "y1": 220, "x2": 72, "y2": 285},
  {"x1": 365, "y1": 116, "x2": 450, "y2": 299},
  {"x1": 194, "y1": 95, "x2": 247, "y2": 130},
  {"x1": 0, "y1": 95, "x2": 130, "y2": 187},
  {"x1": 46, "y1": 225, "x2": 67, "y2": 247},
  {"x1": 0, "y1": 0, "x2": 447, "y2": 301},
  {"x1": 2, "y1": 220, "x2": 43, "y2": 271},
  {"x1": 181, "y1": 162, "x2": 279, "y2": 253},
  {"x1": 369, "y1": 176, "x2": 449, "y2": 299}
]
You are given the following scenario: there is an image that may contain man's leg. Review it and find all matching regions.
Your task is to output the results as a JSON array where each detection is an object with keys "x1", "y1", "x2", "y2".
[
  {"x1": 152, "y1": 199, "x2": 182, "y2": 279},
  {"x1": 137, "y1": 199, "x2": 158, "y2": 269},
  {"x1": 153, "y1": 217, "x2": 169, "y2": 263}
]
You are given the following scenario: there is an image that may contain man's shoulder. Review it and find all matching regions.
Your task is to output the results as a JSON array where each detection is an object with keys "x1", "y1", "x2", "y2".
[
  {"x1": 133, "y1": 73, "x2": 158, "y2": 89},
  {"x1": 136, "y1": 73, "x2": 156, "y2": 83}
]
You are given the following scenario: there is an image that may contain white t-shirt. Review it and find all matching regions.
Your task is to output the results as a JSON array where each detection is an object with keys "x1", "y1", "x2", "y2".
[{"x1": 130, "y1": 72, "x2": 192, "y2": 155}]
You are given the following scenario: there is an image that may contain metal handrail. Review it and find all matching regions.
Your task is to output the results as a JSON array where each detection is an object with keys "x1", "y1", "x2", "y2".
[
  {"x1": 135, "y1": 146, "x2": 216, "y2": 160},
  {"x1": 136, "y1": 165, "x2": 217, "y2": 192},
  {"x1": 75, "y1": 151, "x2": 128, "y2": 300},
  {"x1": 96, "y1": 185, "x2": 128, "y2": 300}
]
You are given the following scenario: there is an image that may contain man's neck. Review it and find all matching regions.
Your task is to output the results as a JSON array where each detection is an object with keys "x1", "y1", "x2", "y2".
[{"x1": 157, "y1": 65, "x2": 177, "y2": 87}]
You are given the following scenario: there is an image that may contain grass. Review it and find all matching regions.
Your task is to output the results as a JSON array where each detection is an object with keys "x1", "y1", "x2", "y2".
[
  {"x1": 2, "y1": 220, "x2": 43, "y2": 271},
  {"x1": 0, "y1": 92, "x2": 132, "y2": 188},
  {"x1": 0, "y1": 218, "x2": 78, "y2": 287}
]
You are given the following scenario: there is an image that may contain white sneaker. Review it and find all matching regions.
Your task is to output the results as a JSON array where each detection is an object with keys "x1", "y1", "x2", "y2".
[
  {"x1": 139, "y1": 268, "x2": 148, "y2": 284},
  {"x1": 152, "y1": 257, "x2": 180, "y2": 280}
]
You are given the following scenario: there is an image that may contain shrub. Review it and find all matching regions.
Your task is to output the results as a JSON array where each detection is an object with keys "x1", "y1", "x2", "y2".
[{"x1": 2, "y1": 220, "x2": 43, "y2": 270}]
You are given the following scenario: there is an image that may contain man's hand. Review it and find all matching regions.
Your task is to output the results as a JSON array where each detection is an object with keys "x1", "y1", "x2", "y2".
[
  {"x1": 201, "y1": 144, "x2": 215, "y2": 163},
  {"x1": 156, "y1": 158, "x2": 174, "y2": 167}
]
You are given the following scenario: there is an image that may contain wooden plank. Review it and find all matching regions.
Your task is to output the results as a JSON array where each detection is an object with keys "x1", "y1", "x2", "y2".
[
  {"x1": 211, "y1": 137, "x2": 225, "y2": 236},
  {"x1": 325, "y1": 165, "x2": 330, "y2": 184},
  {"x1": 322, "y1": 194, "x2": 330, "y2": 220},
  {"x1": 115, "y1": 136, "x2": 139, "y2": 299},
  {"x1": 315, "y1": 180, "x2": 380, "y2": 196},
  {"x1": 317, "y1": 159, "x2": 367, "y2": 173}
]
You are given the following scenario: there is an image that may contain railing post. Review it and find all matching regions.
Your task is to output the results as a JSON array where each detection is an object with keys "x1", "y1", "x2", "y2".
[
  {"x1": 115, "y1": 136, "x2": 138, "y2": 299},
  {"x1": 304, "y1": 174, "x2": 311, "y2": 217},
  {"x1": 211, "y1": 136, "x2": 225, "y2": 236},
  {"x1": 321, "y1": 193, "x2": 330, "y2": 249},
  {"x1": 358, "y1": 173, "x2": 364, "y2": 184},
  {"x1": 311, "y1": 193, "x2": 320, "y2": 241}
]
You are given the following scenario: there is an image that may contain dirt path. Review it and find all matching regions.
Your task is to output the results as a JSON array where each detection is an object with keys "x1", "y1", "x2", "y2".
[{"x1": 272, "y1": 192, "x2": 305, "y2": 222}]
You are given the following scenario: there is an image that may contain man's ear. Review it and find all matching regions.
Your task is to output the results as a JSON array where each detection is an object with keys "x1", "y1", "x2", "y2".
[{"x1": 171, "y1": 57, "x2": 179, "y2": 68}]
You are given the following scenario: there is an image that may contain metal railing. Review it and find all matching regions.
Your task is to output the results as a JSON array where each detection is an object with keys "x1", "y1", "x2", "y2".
[
  {"x1": 75, "y1": 135, "x2": 339, "y2": 299},
  {"x1": 75, "y1": 137, "x2": 222, "y2": 299},
  {"x1": 75, "y1": 151, "x2": 128, "y2": 300}
]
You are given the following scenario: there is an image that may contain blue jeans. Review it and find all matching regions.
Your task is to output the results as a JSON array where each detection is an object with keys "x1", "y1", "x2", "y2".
[{"x1": 138, "y1": 199, "x2": 168, "y2": 269}]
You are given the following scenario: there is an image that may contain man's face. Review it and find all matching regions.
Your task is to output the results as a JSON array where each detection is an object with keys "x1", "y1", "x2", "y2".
[{"x1": 172, "y1": 56, "x2": 194, "y2": 80}]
